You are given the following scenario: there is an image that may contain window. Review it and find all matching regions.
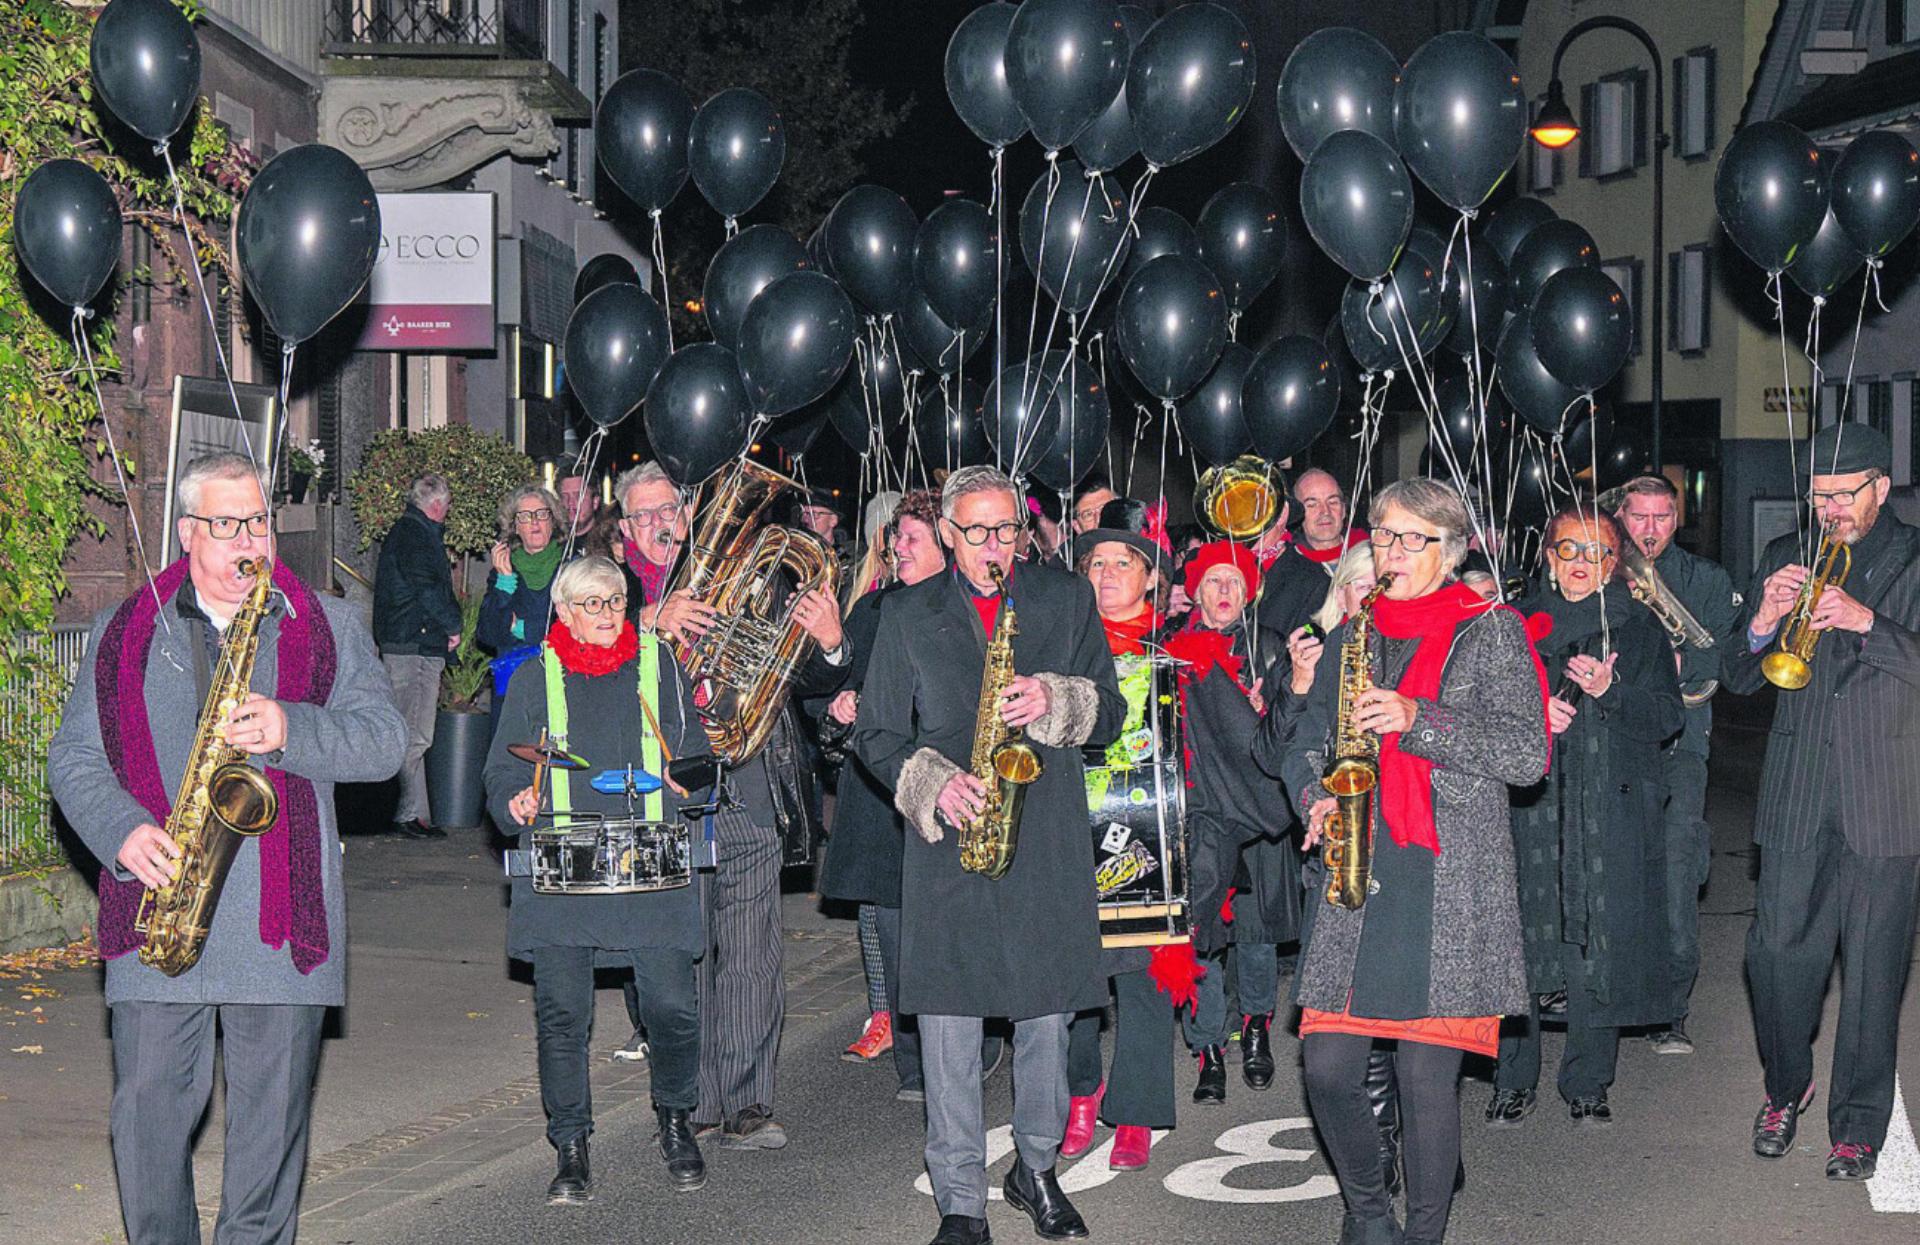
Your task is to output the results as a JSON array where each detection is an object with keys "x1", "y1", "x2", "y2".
[
  {"x1": 1669, "y1": 244, "x2": 1710, "y2": 353},
  {"x1": 1867, "y1": 378, "x2": 1893, "y2": 436},
  {"x1": 1821, "y1": 379, "x2": 1849, "y2": 426},
  {"x1": 1527, "y1": 97, "x2": 1563, "y2": 194},
  {"x1": 1909, "y1": 378, "x2": 1920, "y2": 481},
  {"x1": 1890, "y1": 0, "x2": 1920, "y2": 43},
  {"x1": 1674, "y1": 48, "x2": 1716, "y2": 160},
  {"x1": 593, "y1": 12, "x2": 609, "y2": 101},
  {"x1": 1580, "y1": 69, "x2": 1647, "y2": 179},
  {"x1": 212, "y1": 92, "x2": 254, "y2": 153},
  {"x1": 1600, "y1": 257, "x2": 1644, "y2": 355}
]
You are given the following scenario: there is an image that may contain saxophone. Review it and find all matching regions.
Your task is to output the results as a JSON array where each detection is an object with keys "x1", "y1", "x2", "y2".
[
  {"x1": 135, "y1": 558, "x2": 282, "y2": 977},
  {"x1": 954, "y1": 562, "x2": 1043, "y2": 880},
  {"x1": 1322, "y1": 575, "x2": 1392, "y2": 910}
]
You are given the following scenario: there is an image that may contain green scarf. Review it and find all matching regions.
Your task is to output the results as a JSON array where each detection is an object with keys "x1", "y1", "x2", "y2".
[{"x1": 511, "y1": 541, "x2": 565, "y2": 591}]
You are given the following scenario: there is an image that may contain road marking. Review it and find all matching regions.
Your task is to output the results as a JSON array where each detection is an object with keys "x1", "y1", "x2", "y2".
[
  {"x1": 1867, "y1": 1074, "x2": 1920, "y2": 1213},
  {"x1": 913, "y1": 1125, "x2": 1172, "y2": 1200}
]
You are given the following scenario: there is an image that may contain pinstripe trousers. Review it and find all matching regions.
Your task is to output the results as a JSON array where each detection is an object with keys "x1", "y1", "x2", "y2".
[{"x1": 697, "y1": 804, "x2": 785, "y2": 1122}]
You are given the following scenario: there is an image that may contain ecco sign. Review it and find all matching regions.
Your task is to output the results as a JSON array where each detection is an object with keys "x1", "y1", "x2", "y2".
[
  {"x1": 356, "y1": 192, "x2": 496, "y2": 351},
  {"x1": 380, "y1": 233, "x2": 485, "y2": 261}
]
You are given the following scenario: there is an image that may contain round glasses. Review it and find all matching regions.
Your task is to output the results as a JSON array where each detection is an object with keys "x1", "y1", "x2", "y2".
[
  {"x1": 622, "y1": 503, "x2": 683, "y2": 528},
  {"x1": 1548, "y1": 539, "x2": 1614, "y2": 563},
  {"x1": 568, "y1": 593, "x2": 628, "y2": 616},
  {"x1": 952, "y1": 520, "x2": 1026, "y2": 547}
]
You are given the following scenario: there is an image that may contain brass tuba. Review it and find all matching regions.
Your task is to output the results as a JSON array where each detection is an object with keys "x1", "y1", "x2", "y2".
[
  {"x1": 670, "y1": 458, "x2": 838, "y2": 762},
  {"x1": 136, "y1": 558, "x2": 281, "y2": 977},
  {"x1": 1196, "y1": 455, "x2": 1284, "y2": 539},
  {"x1": 1761, "y1": 530, "x2": 1851, "y2": 691},
  {"x1": 1323, "y1": 575, "x2": 1391, "y2": 910},
  {"x1": 954, "y1": 561, "x2": 1042, "y2": 879}
]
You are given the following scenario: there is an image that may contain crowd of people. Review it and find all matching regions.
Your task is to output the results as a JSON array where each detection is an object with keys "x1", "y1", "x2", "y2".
[{"x1": 45, "y1": 416, "x2": 1920, "y2": 1244}]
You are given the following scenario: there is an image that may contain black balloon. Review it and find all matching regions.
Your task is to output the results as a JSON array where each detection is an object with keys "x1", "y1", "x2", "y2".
[
  {"x1": 1384, "y1": 239, "x2": 1455, "y2": 355},
  {"x1": 735, "y1": 270, "x2": 857, "y2": 416},
  {"x1": 645, "y1": 344, "x2": 752, "y2": 487},
  {"x1": 1275, "y1": 27, "x2": 1398, "y2": 164},
  {"x1": 703, "y1": 225, "x2": 810, "y2": 352},
  {"x1": 1830, "y1": 130, "x2": 1920, "y2": 260},
  {"x1": 899, "y1": 289, "x2": 986, "y2": 376},
  {"x1": 825, "y1": 350, "x2": 908, "y2": 452},
  {"x1": 1115, "y1": 254, "x2": 1229, "y2": 400},
  {"x1": 1299, "y1": 129, "x2": 1414, "y2": 281},
  {"x1": 767, "y1": 405, "x2": 829, "y2": 459},
  {"x1": 915, "y1": 378, "x2": 993, "y2": 469},
  {"x1": 806, "y1": 224, "x2": 834, "y2": 277},
  {"x1": 1125, "y1": 206, "x2": 1201, "y2": 282},
  {"x1": 1127, "y1": 2, "x2": 1257, "y2": 169},
  {"x1": 562, "y1": 284, "x2": 670, "y2": 428},
  {"x1": 1177, "y1": 342, "x2": 1256, "y2": 466},
  {"x1": 915, "y1": 198, "x2": 1000, "y2": 331},
  {"x1": 1394, "y1": 32, "x2": 1527, "y2": 211},
  {"x1": 1428, "y1": 375, "x2": 1510, "y2": 470},
  {"x1": 1497, "y1": 307, "x2": 1583, "y2": 433},
  {"x1": 1505, "y1": 449, "x2": 1555, "y2": 528},
  {"x1": 945, "y1": 1, "x2": 1028, "y2": 149},
  {"x1": 1785, "y1": 208, "x2": 1865, "y2": 300},
  {"x1": 1508, "y1": 217, "x2": 1598, "y2": 310},
  {"x1": 1339, "y1": 255, "x2": 1449, "y2": 374},
  {"x1": 14, "y1": 159, "x2": 122, "y2": 309},
  {"x1": 984, "y1": 356, "x2": 1067, "y2": 477},
  {"x1": 1481, "y1": 196, "x2": 1557, "y2": 266},
  {"x1": 1560, "y1": 408, "x2": 1644, "y2": 492},
  {"x1": 1531, "y1": 267, "x2": 1632, "y2": 393},
  {"x1": 597, "y1": 70, "x2": 695, "y2": 213},
  {"x1": 575, "y1": 252, "x2": 641, "y2": 305},
  {"x1": 90, "y1": 0, "x2": 201, "y2": 143},
  {"x1": 687, "y1": 87, "x2": 785, "y2": 221},
  {"x1": 1197, "y1": 182, "x2": 1286, "y2": 316},
  {"x1": 1714, "y1": 120, "x2": 1827, "y2": 275},
  {"x1": 1443, "y1": 243, "x2": 1510, "y2": 357},
  {"x1": 1032, "y1": 354, "x2": 1113, "y2": 491},
  {"x1": 1073, "y1": 5, "x2": 1151, "y2": 173},
  {"x1": 1020, "y1": 160, "x2": 1132, "y2": 314},
  {"x1": 1004, "y1": 0, "x2": 1129, "y2": 152},
  {"x1": 235, "y1": 144, "x2": 379, "y2": 345},
  {"x1": 826, "y1": 185, "x2": 917, "y2": 317},
  {"x1": 1243, "y1": 334, "x2": 1341, "y2": 462}
]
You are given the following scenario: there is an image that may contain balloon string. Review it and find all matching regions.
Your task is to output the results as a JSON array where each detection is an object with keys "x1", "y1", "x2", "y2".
[
  {"x1": 1019, "y1": 166, "x2": 1097, "y2": 422},
  {"x1": 72, "y1": 309, "x2": 172, "y2": 640},
  {"x1": 1829, "y1": 267, "x2": 1874, "y2": 430},
  {"x1": 161, "y1": 146, "x2": 259, "y2": 476},
  {"x1": 1867, "y1": 257, "x2": 1892, "y2": 314},
  {"x1": 991, "y1": 146, "x2": 1006, "y2": 476},
  {"x1": 1014, "y1": 153, "x2": 1065, "y2": 446},
  {"x1": 1226, "y1": 310, "x2": 1242, "y2": 343},
  {"x1": 723, "y1": 216, "x2": 739, "y2": 241},
  {"x1": 651, "y1": 211, "x2": 675, "y2": 354},
  {"x1": 1767, "y1": 271, "x2": 1809, "y2": 565}
]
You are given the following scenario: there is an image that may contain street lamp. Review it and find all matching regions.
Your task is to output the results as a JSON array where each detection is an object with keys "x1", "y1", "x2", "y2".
[{"x1": 1529, "y1": 16, "x2": 1668, "y2": 474}]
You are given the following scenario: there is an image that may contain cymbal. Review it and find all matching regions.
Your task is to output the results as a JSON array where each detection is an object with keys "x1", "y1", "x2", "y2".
[{"x1": 507, "y1": 740, "x2": 589, "y2": 770}]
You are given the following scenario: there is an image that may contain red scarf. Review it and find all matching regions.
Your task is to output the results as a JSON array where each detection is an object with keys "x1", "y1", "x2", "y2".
[
  {"x1": 1370, "y1": 583, "x2": 1549, "y2": 854},
  {"x1": 545, "y1": 618, "x2": 639, "y2": 675},
  {"x1": 1163, "y1": 623, "x2": 1257, "y2": 784},
  {"x1": 1100, "y1": 605, "x2": 1161, "y2": 657},
  {"x1": 1296, "y1": 528, "x2": 1367, "y2": 565}
]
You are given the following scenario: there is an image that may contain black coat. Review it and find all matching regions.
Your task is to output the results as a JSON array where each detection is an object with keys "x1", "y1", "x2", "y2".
[
  {"x1": 817, "y1": 585, "x2": 903, "y2": 906},
  {"x1": 853, "y1": 564, "x2": 1126, "y2": 1019},
  {"x1": 372, "y1": 505, "x2": 463, "y2": 656},
  {"x1": 1256, "y1": 545, "x2": 1332, "y2": 640}
]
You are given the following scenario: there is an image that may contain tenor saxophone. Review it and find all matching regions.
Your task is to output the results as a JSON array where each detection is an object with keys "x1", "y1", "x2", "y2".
[
  {"x1": 1322, "y1": 575, "x2": 1392, "y2": 910},
  {"x1": 135, "y1": 558, "x2": 282, "y2": 977},
  {"x1": 955, "y1": 562, "x2": 1042, "y2": 880}
]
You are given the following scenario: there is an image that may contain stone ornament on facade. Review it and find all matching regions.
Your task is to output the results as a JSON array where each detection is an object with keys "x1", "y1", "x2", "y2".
[{"x1": 320, "y1": 78, "x2": 561, "y2": 191}]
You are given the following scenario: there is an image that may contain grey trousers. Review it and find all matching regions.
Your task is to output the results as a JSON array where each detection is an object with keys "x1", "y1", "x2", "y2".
[
  {"x1": 697, "y1": 804, "x2": 784, "y2": 1122},
  {"x1": 1661, "y1": 747, "x2": 1711, "y2": 1023},
  {"x1": 382, "y1": 653, "x2": 443, "y2": 824},
  {"x1": 109, "y1": 1001, "x2": 327, "y2": 1245},
  {"x1": 922, "y1": 1011, "x2": 1070, "y2": 1218}
]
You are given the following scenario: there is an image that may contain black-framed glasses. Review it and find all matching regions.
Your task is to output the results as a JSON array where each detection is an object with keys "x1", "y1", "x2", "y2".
[
  {"x1": 513, "y1": 507, "x2": 554, "y2": 524},
  {"x1": 952, "y1": 520, "x2": 1026, "y2": 547},
  {"x1": 1368, "y1": 526, "x2": 1441, "y2": 553},
  {"x1": 188, "y1": 513, "x2": 270, "y2": 541},
  {"x1": 622, "y1": 502, "x2": 682, "y2": 527},
  {"x1": 1809, "y1": 473, "x2": 1882, "y2": 508},
  {"x1": 568, "y1": 593, "x2": 628, "y2": 616},
  {"x1": 1548, "y1": 539, "x2": 1614, "y2": 563}
]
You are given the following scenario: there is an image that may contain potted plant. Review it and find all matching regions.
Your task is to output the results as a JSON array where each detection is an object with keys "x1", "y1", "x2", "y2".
[
  {"x1": 348, "y1": 426, "x2": 536, "y2": 828},
  {"x1": 285, "y1": 439, "x2": 324, "y2": 504}
]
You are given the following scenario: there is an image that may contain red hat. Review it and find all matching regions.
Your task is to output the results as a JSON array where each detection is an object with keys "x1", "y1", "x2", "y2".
[{"x1": 1183, "y1": 540, "x2": 1261, "y2": 600}]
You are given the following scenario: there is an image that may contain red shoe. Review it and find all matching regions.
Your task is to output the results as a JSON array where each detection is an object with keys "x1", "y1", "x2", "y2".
[
  {"x1": 842, "y1": 1011, "x2": 893, "y2": 1063},
  {"x1": 1061, "y1": 1082, "x2": 1105, "y2": 1158},
  {"x1": 1109, "y1": 1124, "x2": 1152, "y2": 1170}
]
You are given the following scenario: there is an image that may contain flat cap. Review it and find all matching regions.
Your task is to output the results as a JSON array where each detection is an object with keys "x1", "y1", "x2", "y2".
[{"x1": 1808, "y1": 421, "x2": 1892, "y2": 476}]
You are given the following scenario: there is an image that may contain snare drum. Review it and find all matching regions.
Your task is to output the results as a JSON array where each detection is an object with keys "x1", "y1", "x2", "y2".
[{"x1": 529, "y1": 817, "x2": 693, "y2": 895}]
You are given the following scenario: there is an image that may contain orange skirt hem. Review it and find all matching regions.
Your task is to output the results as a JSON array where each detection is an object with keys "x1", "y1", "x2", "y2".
[{"x1": 1298, "y1": 1006, "x2": 1500, "y2": 1058}]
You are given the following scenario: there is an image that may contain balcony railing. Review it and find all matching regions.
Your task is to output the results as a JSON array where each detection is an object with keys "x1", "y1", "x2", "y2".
[{"x1": 325, "y1": 0, "x2": 545, "y2": 60}]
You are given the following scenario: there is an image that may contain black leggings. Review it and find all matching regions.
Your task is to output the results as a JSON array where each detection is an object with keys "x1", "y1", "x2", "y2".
[{"x1": 1303, "y1": 1032, "x2": 1464, "y2": 1243}]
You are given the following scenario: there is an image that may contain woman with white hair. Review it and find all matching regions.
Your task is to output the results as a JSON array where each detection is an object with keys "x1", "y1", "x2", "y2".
[{"x1": 479, "y1": 483, "x2": 566, "y2": 732}]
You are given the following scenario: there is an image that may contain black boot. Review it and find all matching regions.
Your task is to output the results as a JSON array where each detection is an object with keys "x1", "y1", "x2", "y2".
[
  {"x1": 1193, "y1": 1044, "x2": 1227, "y2": 1105},
  {"x1": 655, "y1": 1104, "x2": 706, "y2": 1192},
  {"x1": 1241, "y1": 1014, "x2": 1275, "y2": 1090},
  {"x1": 1003, "y1": 1162, "x2": 1089, "y2": 1240},
  {"x1": 546, "y1": 1137, "x2": 591, "y2": 1205},
  {"x1": 1364, "y1": 1049, "x2": 1403, "y2": 1199}
]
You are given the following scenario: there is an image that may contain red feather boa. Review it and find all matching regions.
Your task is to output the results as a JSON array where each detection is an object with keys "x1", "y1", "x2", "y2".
[{"x1": 545, "y1": 617, "x2": 639, "y2": 675}]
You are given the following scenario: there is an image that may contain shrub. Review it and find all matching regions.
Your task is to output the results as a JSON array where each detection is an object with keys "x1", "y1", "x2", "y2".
[{"x1": 347, "y1": 425, "x2": 536, "y2": 559}]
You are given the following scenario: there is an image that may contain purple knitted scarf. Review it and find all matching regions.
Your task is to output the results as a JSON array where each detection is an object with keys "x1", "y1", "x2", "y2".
[{"x1": 94, "y1": 558, "x2": 338, "y2": 973}]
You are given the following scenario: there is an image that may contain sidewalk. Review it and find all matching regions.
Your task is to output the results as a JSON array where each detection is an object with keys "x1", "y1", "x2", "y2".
[{"x1": 0, "y1": 830, "x2": 863, "y2": 1245}]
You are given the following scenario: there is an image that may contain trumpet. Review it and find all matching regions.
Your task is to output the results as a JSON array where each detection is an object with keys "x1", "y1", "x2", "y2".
[{"x1": 1760, "y1": 531, "x2": 1851, "y2": 691}]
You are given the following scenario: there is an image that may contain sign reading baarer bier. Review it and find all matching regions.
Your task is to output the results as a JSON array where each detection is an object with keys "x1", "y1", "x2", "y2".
[{"x1": 356, "y1": 192, "x2": 496, "y2": 351}]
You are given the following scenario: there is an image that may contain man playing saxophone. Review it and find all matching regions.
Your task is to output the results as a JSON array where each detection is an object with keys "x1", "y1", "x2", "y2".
[
  {"x1": 1724, "y1": 422, "x2": 1920, "y2": 1182},
  {"x1": 47, "y1": 452, "x2": 405, "y2": 1244},
  {"x1": 853, "y1": 466, "x2": 1124, "y2": 1245}
]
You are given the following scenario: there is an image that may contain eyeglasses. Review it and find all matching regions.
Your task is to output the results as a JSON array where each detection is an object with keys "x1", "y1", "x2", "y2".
[
  {"x1": 188, "y1": 513, "x2": 271, "y2": 541},
  {"x1": 1548, "y1": 539, "x2": 1614, "y2": 563},
  {"x1": 513, "y1": 507, "x2": 553, "y2": 525},
  {"x1": 622, "y1": 503, "x2": 682, "y2": 527},
  {"x1": 1809, "y1": 474, "x2": 1882, "y2": 508},
  {"x1": 952, "y1": 520, "x2": 1026, "y2": 547},
  {"x1": 1368, "y1": 526, "x2": 1441, "y2": 553},
  {"x1": 567, "y1": 593, "x2": 627, "y2": 616}
]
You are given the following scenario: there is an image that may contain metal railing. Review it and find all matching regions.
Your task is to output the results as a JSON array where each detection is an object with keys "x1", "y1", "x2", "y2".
[
  {"x1": 324, "y1": 0, "x2": 545, "y2": 60},
  {"x1": 1, "y1": 628, "x2": 89, "y2": 874}
]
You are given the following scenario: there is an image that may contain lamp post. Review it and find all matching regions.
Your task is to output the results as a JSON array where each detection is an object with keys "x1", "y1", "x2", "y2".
[{"x1": 1529, "y1": 16, "x2": 1668, "y2": 475}]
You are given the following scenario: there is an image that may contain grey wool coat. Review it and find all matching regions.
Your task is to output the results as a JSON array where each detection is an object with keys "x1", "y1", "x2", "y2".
[
  {"x1": 1258, "y1": 606, "x2": 1549, "y2": 1020},
  {"x1": 48, "y1": 583, "x2": 406, "y2": 1007},
  {"x1": 852, "y1": 563, "x2": 1126, "y2": 1020}
]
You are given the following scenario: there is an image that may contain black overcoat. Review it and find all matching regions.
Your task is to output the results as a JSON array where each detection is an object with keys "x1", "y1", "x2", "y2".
[
  {"x1": 817, "y1": 585, "x2": 904, "y2": 906},
  {"x1": 853, "y1": 564, "x2": 1126, "y2": 1019}
]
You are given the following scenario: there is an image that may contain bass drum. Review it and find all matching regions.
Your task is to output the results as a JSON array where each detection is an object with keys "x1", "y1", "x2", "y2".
[{"x1": 1083, "y1": 653, "x2": 1191, "y2": 947}]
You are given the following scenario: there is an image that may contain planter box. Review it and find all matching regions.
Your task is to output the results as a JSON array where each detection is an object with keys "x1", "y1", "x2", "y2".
[
  {"x1": 425, "y1": 708, "x2": 491, "y2": 830},
  {"x1": 0, "y1": 866, "x2": 97, "y2": 955}
]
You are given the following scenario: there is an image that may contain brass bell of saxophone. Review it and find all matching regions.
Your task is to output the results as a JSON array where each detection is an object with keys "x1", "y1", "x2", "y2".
[
  {"x1": 1323, "y1": 574, "x2": 1392, "y2": 911},
  {"x1": 1761, "y1": 530, "x2": 1851, "y2": 691}
]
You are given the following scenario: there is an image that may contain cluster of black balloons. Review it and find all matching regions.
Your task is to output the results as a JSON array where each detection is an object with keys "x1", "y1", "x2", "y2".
[
  {"x1": 15, "y1": 0, "x2": 379, "y2": 349},
  {"x1": 1713, "y1": 121, "x2": 1920, "y2": 297},
  {"x1": 596, "y1": 69, "x2": 785, "y2": 222}
]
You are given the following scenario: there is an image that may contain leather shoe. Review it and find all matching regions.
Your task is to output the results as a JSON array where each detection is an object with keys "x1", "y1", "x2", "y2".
[
  {"x1": 393, "y1": 818, "x2": 446, "y2": 839},
  {"x1": 1338, "y1": 1211, "x2": 1405, "y2": 1245},
  {"x1": 1003, "y1": 1162, "x2": 1088, "y2": 1240},
  {"x1": 1109, "y1": 1124, "x2": 1151, "y2": 1170},
  {"x1": 929, "y1": 1213, "x2": 994, "y2": 1245},
  {"x1": 1753, "y1": 1086, "x2": 1814, "y2": 1158},
  {"x1": 1484, "y1": 1087, "x2": 1535, "y2": 1127},
  {"x1": 1061, "y1": 1083, "x2": 1103, "y2": 1158},
  {"x1": 655, "y1": 1105, "x2": 705, "y2": 1191},
  {"x1": 1568, "y1": 1093, "x2": 1613, "y2": 1126},
  {"x1": 1241, "y1": 1014, "x2": 1275, "y2": 1090},
  {"x1": 1826, "y1": 1143, "x2": 1877, "y2": 1180},
  {"x1": 545, "y1": 1137, "x2": 591, "y2": 1205},
  {"x1": 1192, "y1": 1045, "x2": 1226, "y2": 1106},
  {"x1": 720, "y1": 1105, "x2": 788, "y2": 1150}
]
